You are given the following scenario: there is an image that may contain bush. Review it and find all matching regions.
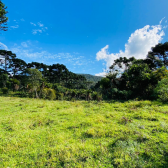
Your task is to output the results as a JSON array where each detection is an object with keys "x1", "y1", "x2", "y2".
[
  {"x1": 41, "y1": 88, "x2": 56, "y2": 100},
  {"x1": 28, "y1": 90, "x2": 35, "y2": 98},
  {"x1": 92, "y1": 91, "x2": 98, "y2": 100},
  {"x1": 155, "y1": 78, "x2": 168, "y2": 102},
  {"x1": 47, "y1": 89, "x2": 56, "y2": 100},
  {"x1": 2, "y1": 87, "x2": 8, "y2": 94},
  {"x1": 97, "y1": 93, "x2": 103, "y2": 101},
  {"x1": 41, "y1": 89, "x2": 48, "y2": 99},
  {"x1": 57, "y1": 92, "x2": 64, "y2": 100}
]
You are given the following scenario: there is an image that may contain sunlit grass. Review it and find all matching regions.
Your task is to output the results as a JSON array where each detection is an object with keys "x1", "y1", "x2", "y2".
[{"x1": 0, "y1": 97, "x2": 168, "y2": 167}]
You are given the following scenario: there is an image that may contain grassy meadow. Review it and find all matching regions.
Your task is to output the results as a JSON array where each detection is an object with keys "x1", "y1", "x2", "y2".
[{"x1": 0, "y1": 96, "x2": 168, "y2": 167}]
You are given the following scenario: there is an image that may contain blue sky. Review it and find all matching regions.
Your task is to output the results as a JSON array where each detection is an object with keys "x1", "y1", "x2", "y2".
[{"x1": 0, "y1": 0, "x2": 168, "y2": 76}]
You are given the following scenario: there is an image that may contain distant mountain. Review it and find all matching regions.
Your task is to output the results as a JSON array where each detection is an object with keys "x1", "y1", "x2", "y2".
[{"x1": 79, "y1": 74, "x2": 103, "y2": 83}]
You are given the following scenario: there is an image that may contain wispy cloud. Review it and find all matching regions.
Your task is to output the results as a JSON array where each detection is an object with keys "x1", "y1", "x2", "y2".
[
  {"x1": 21, "y1": 42, "x2": 28, "y2": 48},
  {"x1": 0, "y1": 42, "x2": 8, "y2": 50},
  {"x1": 96, "y1": 23, "x2": 165, "y2": 77},
  {"x1": 0, "y1": 41, "x2": 95, "y2": 74},
  {"x1": 20, "y1": 18, "x2": 25, "y2": 21},
  {"x1": 37, "y1": 22, "x2": 44, "y2": 27},
  {"x1": 160, "y1": 17, "x2": 165, "y2": 25},
  {"x1": 11, "y1": 25, "x2": 19, "y2": 29},
  {"x1": 32, "y1": 29, "x2": 43, "y2": 35},
  {"x1": 30, "y1": 22, "x2": 36, "y2": 26},
  {"x1": 8, "y1": 41, "x2": 95, "y2": 74},
  {"x1": 30, "y1": 21, "x2": 48, "y2": 35}
]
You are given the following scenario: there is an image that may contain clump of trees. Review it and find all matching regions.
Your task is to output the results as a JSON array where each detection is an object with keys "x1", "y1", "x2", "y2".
[{"x1": 93, "y1": 42, "x2": 168, "y2": 102}]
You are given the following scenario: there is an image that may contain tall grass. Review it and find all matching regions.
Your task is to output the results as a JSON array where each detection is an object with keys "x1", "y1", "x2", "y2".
[{"x1": 0, "y1": 97, "x2": 168, "y2": 167}]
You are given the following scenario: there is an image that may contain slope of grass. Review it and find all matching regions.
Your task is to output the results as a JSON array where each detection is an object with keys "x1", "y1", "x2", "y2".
[{"x1": 0, "y1": 97, "x2": 168, "y2": 167}]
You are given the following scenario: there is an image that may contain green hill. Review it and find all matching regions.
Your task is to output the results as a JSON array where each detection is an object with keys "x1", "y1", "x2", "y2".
[
  {"x1": 80, "y1": 74, "x2": 103, "y2": 83},
  {"x1": 0, "y1": 96, "x2": 168, "y2": 167}
]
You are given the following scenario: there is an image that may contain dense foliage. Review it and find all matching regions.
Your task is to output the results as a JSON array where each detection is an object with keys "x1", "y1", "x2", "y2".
[
  {"x1": 93, "y1": 44, "x2": 168, "y2": 102},
  {"x1": 80, "y1": 74, "x2": 102, "y2": 83}
]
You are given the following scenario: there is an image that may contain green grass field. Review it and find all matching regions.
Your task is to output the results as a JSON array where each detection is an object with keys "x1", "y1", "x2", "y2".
[{"x1": 0, "y1": 97, "x2": 168, "y2": 167}]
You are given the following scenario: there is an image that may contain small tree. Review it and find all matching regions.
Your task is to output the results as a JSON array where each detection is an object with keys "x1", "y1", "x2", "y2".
[{"x1": 26, "y1": 68, "x2": 42, "y2": 98}]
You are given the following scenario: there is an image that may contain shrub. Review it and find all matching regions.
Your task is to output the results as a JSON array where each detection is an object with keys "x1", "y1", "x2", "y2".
[
  {"x1": 92, "y1": 91, "x2": 98, "y2": 100},
  {"x1": 47, "y1": 89, "x2": 56, "y2": 100},
  {"x1": 41, "y1": 89, "x2": 48, "y2": 99},
  {"x1": 97, "y1": 93, "x2": 103, "y2": 101},
  {"x1": 57, "y1": 92, "x2": 64, "y2": 100},
  {"x1": 2, "y1": 87, "x2": 8, "y2": 94},
  {"x1": 41, "y1": 88, "x2": 56, "y2": 100},
  {"x1": 155, "y1": 78, "x2": 168, "y2": 102},
  {"x1": 28, "y1": 89, "x2": 35, "y2": 98}
]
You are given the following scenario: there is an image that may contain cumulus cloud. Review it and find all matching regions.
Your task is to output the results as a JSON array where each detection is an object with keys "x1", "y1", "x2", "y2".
[{"x1": 96, "y1": 24, "x2": 165, "y2": 76}]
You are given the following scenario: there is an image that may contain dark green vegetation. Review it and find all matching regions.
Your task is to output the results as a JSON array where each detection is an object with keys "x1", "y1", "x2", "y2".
[
  {"x1": 0, "y1": 0, "x2": 8, "y2": 31},
  {"x1": 78, "y1": 74, "x2": 103, "y2": 89},
  {"x1": 0, "y1": 97, "x2": 168, "y2": 167},
  {"x1": 80, "y1": 74, "x2": 103, "y2": 83}
]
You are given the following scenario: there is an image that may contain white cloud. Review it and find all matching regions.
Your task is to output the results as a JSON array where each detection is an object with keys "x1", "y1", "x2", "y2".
[
  {"x1": 160, "y1": 17, "x2": 165, "y2": 25},
  {"x1": 31, "y1": 22, "x2": 48, "y2": 35},
  {"x1": 32, "y1": 29, "x2": 43, "y2": 35},
  {"x1": 95, "y1": 71, "x2": 107, "y2": 77},
  {"x1": 11, "y1": 25, "x2": 19, "y2": 29},
  {"x1": 21, "y1": 42, "x2": 28, "y2": 48},
  {"x1": 38, "y1": 22, "x2": 44, "y2": 27},
  {"x1": 96, "y1": 24, "x2": 165, "y2": 73},
  {"x1": 20, "y1": 18, "x2": 25, "y2": 21},
  {"x1": 30, "y1": 22, "x2": 36, "y2": 26},
  {"x1": 0, "y1": 42, "x2": 8, "y2": 50}
]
